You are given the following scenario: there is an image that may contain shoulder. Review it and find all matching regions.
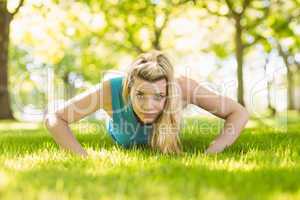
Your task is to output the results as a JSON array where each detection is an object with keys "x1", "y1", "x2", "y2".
[
  {"x1": 175, "y1": 75, "x2": 199, "y2": 104},
  {"x1": 99, "y1": 78, "x2": 115, "y2": 117},
  {"x1": 109, "y1": 76, "x2": 124, "y2": 82},
  {"x1": 103, "y1": 76, "x2": 125, "y2": 99},
  {"x1": 108, "y1": 76, "x2": 125, "y2": 90},
  {"x1": 175, "y1": 75, "x2": 199, "y2": 88}
]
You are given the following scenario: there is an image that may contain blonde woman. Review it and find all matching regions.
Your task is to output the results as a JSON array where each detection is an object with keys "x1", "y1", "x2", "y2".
[{"x1": 44, "y1": 50, "x2": 249, "y2": 157}]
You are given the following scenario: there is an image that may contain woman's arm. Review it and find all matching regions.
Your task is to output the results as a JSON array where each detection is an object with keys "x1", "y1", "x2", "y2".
[
  {"x1": 178, "y1": 76, "x2": 249, "y2": 153},
  {"x1": 44, "y1": 80, "x2": 112, "y2": 157}
]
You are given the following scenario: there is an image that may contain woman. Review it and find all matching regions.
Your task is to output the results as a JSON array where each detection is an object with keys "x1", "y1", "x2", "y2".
[{"x1": 44, "y1": 50, "x2": 249, "y2": 157}]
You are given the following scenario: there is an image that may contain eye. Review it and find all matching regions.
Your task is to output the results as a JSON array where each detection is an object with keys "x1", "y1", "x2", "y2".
[
  {"x1": 138, "y1": 59, "x2": 147, "y2": 65},
  {"x1": 154, "y1": 94, "x2": 165, "y2": 101},
  {"x1": 136, "y1": 93, "x2": 144, "y2": 99}
]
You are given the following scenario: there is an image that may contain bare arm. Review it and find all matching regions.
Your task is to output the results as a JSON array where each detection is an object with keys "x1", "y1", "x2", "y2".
[
  {"x1": 44, "y1": 80, "x2": 112, "y2": 157},
  {"x1": 178, "y1": 76, "x2": 249, "y2": 153}
]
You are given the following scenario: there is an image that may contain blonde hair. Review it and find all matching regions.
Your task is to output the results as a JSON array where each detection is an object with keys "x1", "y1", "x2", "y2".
[{"x1": 122, "y1": 50, "x2": 183, "y2": 154}]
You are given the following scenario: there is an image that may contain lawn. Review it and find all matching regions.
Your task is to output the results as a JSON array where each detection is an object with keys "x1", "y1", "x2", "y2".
[{"x1": 0, "y1": 115, "x2": 299, "y2": 200}]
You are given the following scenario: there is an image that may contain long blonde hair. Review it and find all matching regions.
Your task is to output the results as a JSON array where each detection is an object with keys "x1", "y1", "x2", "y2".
[{"x1": 122, "y1": 50, "x2": 183, "y2": 154}]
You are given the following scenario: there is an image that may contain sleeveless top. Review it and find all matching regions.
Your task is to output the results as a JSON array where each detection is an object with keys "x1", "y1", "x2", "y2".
[{"x1": 105, "y1": 76, "x2": 153, "y2": 148}]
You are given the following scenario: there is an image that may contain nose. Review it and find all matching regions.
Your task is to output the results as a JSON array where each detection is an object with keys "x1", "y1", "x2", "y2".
[{"x1": 142, "y1": 97, "x2": 155, "y2": 112}]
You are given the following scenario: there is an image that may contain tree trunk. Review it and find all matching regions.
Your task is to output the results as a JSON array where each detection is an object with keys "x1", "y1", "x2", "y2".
[
  {"x1": 264, "y1": 55, "x2": 276, "y2": 116},
  {"x1": 277, "y1": 44, "x2": 295, "y2": 110},
  {"x1": 0, "y1": 1, "x2": 14, "y2": 119},
  {"x1": 234, "y1": 16, "x2": 245, "y2": 106},
  {"x1": 152, "y1": 29, "x2": 161, "y2": 50},
  {"x1": 63, "y1": 73, "x2": 75, "y2": 100},
  {"x1": 296, "y1": 66, "x2": 300, "y2": 113},
  {"x1": 267, "y1": 80, "x2": 276, "y2": 116},
  {"x1": 286, "y1": 67, "x2": 295, "y2": 110}
]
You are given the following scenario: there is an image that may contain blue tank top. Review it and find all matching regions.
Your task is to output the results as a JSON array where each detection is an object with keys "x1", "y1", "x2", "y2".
[{"x1": 106, "y1": 76, "x2": 153, "y2": 148}]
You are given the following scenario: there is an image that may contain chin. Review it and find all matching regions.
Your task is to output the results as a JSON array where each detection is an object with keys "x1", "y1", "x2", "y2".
[
  {"x1": 142, "y1": 118, "x2": 154, "y2": 123},
  {"x1": 142, "y1": 117, "x2": 156, "y2": 124}
]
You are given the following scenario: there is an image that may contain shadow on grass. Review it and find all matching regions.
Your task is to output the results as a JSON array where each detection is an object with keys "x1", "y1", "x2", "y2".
[
  {"x1": 0, "y1": 127, "x2": 116, "y2": 155},
  {"x1": 182, "y1": 132, "x2": 300, "y2": 154},
  {"x1": 2, "y1": 158, "x2": 300, "y2": 200},
  {"x1": 1, "y1": 119, "x2": 300, "y2": 199}
]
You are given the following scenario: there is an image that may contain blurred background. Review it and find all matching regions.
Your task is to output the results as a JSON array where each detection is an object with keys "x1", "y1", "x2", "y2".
[{"x1": 0, "y1": 0, "x2": 299, "y2": 124}]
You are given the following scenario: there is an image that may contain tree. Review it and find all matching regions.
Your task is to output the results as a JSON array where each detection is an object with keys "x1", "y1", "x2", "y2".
[
  {"x1": 0, "y1": 0, "x2": 24, "y2": 119},
  {"x1": 82, "y1": 0, "x2": 193, "y2": 56},
  {"x1": 11, "y1": 1, "x2": 117, "y2": 100},
  {"x1": 267, "y1": 0, "x2": 300, "y2": 110},
  {"x1": 198, "y1": 0, "x2": 270, "y2": 106}
]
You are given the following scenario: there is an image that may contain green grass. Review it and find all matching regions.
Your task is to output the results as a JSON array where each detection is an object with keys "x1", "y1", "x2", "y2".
[{"x1": 0, "y1": 115, "x2": 299, "y2": 200}]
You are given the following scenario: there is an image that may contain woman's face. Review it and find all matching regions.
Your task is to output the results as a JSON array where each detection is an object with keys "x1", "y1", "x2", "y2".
[{"x1": 130, "y1": 77, "x2": 167, "y2": 124}]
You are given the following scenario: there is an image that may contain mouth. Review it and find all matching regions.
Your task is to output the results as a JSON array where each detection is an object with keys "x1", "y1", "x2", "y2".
[{"x1": 141, "y1": 113, "x2": 157, "y2": 117}]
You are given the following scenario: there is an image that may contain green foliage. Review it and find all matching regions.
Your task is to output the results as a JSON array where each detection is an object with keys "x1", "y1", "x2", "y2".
[
  {"x1": 210, "y1": 43, "x2": 230, "y2": 58},
  {"x1": 267, "y1": 0, "x2": 300, "y2": 52}
]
